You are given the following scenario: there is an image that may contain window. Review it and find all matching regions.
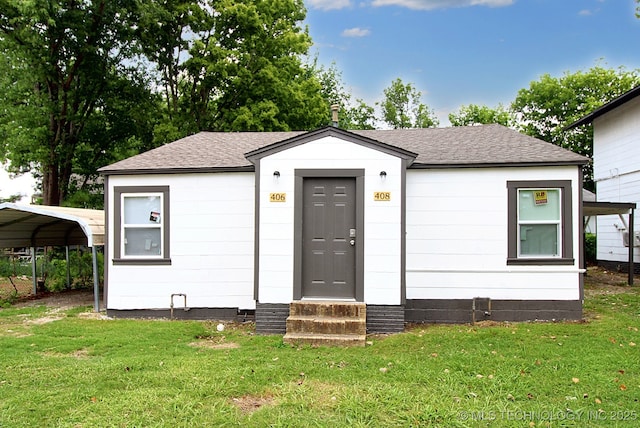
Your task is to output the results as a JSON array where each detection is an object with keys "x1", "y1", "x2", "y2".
[
  {"x1": 507, "y1": 181, "x2": 573, "y2": 265},
  {"x1": 518, "y1": 189, "x2": 560, "y2": 256},
  {"x1": 113, "y1": 186, "x2": 170, "y2": 265}
]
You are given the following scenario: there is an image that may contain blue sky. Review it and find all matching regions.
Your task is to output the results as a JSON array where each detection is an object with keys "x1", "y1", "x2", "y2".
[{"x1": 304, "y1": 0, "x2": 640, "y2": 125}]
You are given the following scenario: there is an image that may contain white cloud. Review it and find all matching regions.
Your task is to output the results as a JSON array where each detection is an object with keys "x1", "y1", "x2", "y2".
[
  {"x1": 371, "y1": 0, "x2": 514, "y2": 10},
  {"x1": 307, "y1": 0, "x2": 352, "y2": 11},
  {"x1": 578, "y1": 9, "x2": 596, "y2": 16},
  {"x1": 342, "y1": 27, "x2": 372, "y2": 37}
]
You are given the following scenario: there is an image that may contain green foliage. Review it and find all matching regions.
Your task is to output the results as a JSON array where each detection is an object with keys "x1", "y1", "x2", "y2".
[
  {"x1": 0, "y1": 290, "x2": 18, "y2": 308},
  {"x1": 344, "y1": 100, "x2": 377, "y2": 130},
  {"x1": 0, "y1": 0, "x2": 327, "y2": 207},
  {"x1": 181, "y1": 0, "x2": 327, "y2": 132},
  {"x1": 380, "y1": 78, "x2": 438, "y2": 129},
  {"x1": 0, "y1": 255, "x2": 32, "y2": 278},
  {"x1": 585, "y1": 233, "x2": 597, "y2": 263},
  {"x1": 0, "y1": 193, "x2": 21, "y2": 203},
  {"x1": 511, "y1": 65, "x2": 640, "y2": 191},
  {"x1": 0, "y1": 0, "x2": 156, "y2": 206},
  {"x1": 449, "y1": 103, "x2": 513, "y2": 127},
  {"x1": 313, "y1": 61, "x2": 376, "y2": 129},
  {"x1": 45, "y1": 249, "x2": 104, "y2": 292}
]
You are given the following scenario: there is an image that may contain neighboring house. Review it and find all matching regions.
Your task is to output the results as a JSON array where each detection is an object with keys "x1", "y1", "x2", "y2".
[
  {"x1": 583, "y1": 189, "x2": 597, "y2": 234},
  {"x1": 99, "y1": 125, "x2": 587, "y2": 333},
  {"x1": 568, "y1": 86, "x2": 640, "y2": 273}
]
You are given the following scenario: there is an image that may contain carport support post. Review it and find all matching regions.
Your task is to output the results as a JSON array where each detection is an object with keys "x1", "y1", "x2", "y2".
[
  {"x1": 92, "y1": 246, "x2": 99, "y2": 312},
  {"x1": 31, "y1": 246, "x2": 37, "y2": 294},
  {"x1": 65, "y1": 246, "x2": 71, "y2": 288},
  {"x1": 629, "y1": 209, "x2": 634, "y2": 286}
]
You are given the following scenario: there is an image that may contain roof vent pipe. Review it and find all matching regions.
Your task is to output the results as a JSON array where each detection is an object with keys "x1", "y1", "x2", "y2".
[{"x1": 331, "y1": 104, "x2": 339, "y2": 127}]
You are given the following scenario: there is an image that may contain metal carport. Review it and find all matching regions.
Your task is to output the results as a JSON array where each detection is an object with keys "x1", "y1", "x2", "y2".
[
  {"x1": 0, "y1": 203, "x2": 104, "y2": 311},
  {"x1": 583, "y1": 197, "x2": 636, "y2": 285}
]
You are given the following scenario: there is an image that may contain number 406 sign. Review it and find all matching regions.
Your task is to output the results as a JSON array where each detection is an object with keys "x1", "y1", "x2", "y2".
[{"x1": 269, "y1": 193, "x2": 286, "y2": 202}]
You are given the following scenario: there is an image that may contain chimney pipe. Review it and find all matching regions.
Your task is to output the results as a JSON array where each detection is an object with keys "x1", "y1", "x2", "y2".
[{"x1": 331, "y1": 104, "x2": 339, "y2": 127}]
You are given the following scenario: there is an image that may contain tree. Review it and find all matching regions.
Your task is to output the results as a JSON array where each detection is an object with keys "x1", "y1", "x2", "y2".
[
  {"x1": 449, "y1": 104, "x2": 513, "y2": 127},
  {"x1": 0, "y1": 194, "x2": 21, "y2": 203},
  {"x1": 181, "y1": 0, "x2": 327, "y2": 132},
  {"x1": 0, "y1": 1, "x2": 153, "y2": 206},
  {"x1": 65, "y1": 74, "x2": 162, "y2": 208},
  {"x1": 136, "y1": 0, "x2": 203, "y2": 145},
  {"x1": 137, "y1": 0, "x2": 195, "y2": 122},
  {"x1": 343, "y1": 100, "x2": 377, "y2": 130},
  {"x1": 379, "y1": 78, "x2": 438, "y2": 129},
  {"x1": 313, "y1": 61, "x2": 376, "y2": 130},
  {"x1": 511, "y1": 65, "x2": 640, "y2": 191},
  {"x1": 0, "y1": 0, "x2": 337, "y2": 206}
]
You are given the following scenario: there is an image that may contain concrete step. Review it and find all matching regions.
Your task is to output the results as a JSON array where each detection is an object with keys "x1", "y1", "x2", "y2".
[
  {"x1": 286, "y1": 315, "x2": 366, "y2": 335},
  {"x1": 289, "y1": 300, "x2": 366, "y2": 318},
  {"x1": 284, "y1": 301, "x2": 367, "y2": 347},
  {"x1": 283, "y1": 332, "x2": 366, "y2": 347}
]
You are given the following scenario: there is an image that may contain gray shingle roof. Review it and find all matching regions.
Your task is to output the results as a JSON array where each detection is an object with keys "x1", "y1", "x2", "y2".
[{"x1": 99, "y1": 124, "x2": 586, "y2": 174}]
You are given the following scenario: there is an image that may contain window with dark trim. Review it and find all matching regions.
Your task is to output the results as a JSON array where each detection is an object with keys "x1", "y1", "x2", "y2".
[
  {"x1": 507, "y1": 180, "x2": 573, "y2": 265},
  {"x1": 113, "y1": 186, "x2": 171, "y2": 265}
]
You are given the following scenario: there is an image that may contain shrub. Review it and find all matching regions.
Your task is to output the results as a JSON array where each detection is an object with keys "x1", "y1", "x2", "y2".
[
  {"x1": 46, "y1": 248, "x2": 104, "y2": 292},
  {"x1": 585, "y1": 233, "x2": 597, "y2": 263},
  {"x1": 0, "y1": 254, "x2": 33, "y2": 277}
]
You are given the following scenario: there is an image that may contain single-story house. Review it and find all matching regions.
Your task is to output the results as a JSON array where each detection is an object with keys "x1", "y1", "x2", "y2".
[{"x1": 99, "y1": 124, "x2": 588, "y2": 334}]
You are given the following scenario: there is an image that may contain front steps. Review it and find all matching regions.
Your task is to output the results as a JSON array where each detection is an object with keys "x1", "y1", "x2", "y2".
[{"x1": 283, "y1": 301, "x2": 366, "y2": 347}]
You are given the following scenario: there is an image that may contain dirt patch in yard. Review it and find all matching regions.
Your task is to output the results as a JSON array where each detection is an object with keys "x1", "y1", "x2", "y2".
[
  {"x1": 12, "y1": 289, "x2": 96, "y2": 309},
  {"x1": 584, "y1": 265, "x2": 634, "y2": 296},
  {"x1": 0, "y1": 276, "x2": 96, "y2": 309},
  {"x1": 230, "y1": 394, "x2": 275, "y2": 414}
]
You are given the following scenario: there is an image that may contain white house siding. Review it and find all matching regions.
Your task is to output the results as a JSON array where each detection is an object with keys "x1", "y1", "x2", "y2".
[
  {"x1": 106, "y1": 173, "x2": 255, "y2": 310},
  {"x1": 257, "y1": 136, "x2": 404, "y2": 305},
  {"x1": 592, "y1": 97, "x2": 640, "y2": 264},
  {"x1": 405, "y1": 166, "x2": 582, "y2": 301}
]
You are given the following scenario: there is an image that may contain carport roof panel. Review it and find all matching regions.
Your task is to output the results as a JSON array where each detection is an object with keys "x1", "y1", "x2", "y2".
[
  {"x1": 0, "y1": 203, "x2": 104, "y2": 248},
  {"x1": 583, "y1": 201, "x2": 637, "y2": 217}
]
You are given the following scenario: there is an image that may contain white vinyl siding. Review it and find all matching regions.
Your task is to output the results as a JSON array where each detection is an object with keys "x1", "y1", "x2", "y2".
[
  {"x1": 592, "y1": 95, "x2": 640, "y2": 263},
  {"x1": 406, "y1": 167, "x2": 581, "y2": 301},
  {"x1": 106, "y1": 173, "x2": 255, "y2": 310},
  {"x1": 257, "y1": 136, "x2": 404, "y2": 305}
]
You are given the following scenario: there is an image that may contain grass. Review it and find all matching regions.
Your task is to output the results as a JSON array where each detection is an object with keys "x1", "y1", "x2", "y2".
[{"x1": 0, "y1": 276, "x2": 638, "y2": 426}]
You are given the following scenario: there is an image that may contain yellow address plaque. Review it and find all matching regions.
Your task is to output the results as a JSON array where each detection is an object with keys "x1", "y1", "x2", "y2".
[
  {"x1": 374, "y1": 191, "x2": 391, "y2": 201},
  {"x1": 269, "y1": 193, "x2": 287, "y2": 202}
]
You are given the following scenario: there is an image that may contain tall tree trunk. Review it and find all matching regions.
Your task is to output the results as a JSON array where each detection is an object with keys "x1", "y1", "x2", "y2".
[{"x1": 42, "y1": 165, "x2": 61, "y2": 206}]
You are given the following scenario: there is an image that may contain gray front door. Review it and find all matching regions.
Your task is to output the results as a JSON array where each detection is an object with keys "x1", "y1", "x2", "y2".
[{"x1": 302, "y1": 177, "x2": 356, "y2": 299}]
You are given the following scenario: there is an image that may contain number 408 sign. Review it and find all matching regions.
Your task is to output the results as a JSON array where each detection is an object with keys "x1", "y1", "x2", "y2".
[{"x1": 374, "y1": 192, "x2": 391, "y2": 201}]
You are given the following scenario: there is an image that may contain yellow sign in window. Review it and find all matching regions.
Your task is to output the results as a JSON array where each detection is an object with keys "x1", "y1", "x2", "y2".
[{"x1": 534, "y1": 190, "x2": 548, "y2": 205}]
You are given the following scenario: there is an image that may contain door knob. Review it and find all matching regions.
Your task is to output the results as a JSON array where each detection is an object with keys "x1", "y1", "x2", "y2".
[{"x1": 349, "y1": 239, "x2": 355, "y2": 246}]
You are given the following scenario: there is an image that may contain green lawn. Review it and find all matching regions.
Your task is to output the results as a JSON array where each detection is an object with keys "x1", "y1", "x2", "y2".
[{"x1": 0, "y1": 286, "x2": 638, "y2": 427}]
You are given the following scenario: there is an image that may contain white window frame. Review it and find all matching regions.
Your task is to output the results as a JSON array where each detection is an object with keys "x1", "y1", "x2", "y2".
[
  {"x1": 121, "y1": 192, "x2": 165, "y2": 259},
  {"x1": 113, "y1": 186, "x2": 171, "y2": 265},
  {"x1": 516, "y1": 188, "x2": 562, "y2": 258},
  {"x1": 507, "y1": 180, "x2": 574, "y2": 266}
]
